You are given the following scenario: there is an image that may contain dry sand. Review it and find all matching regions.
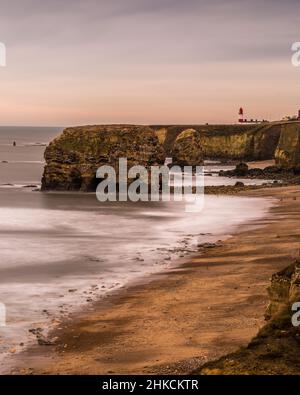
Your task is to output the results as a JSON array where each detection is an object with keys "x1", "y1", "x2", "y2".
[{"x1": 10, "y1": 186, "x2": 300, "y2": 375}]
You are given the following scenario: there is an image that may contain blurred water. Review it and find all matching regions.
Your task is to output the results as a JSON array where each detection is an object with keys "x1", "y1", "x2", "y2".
[{"x1": 0, "y1": 126, "x2": 61, "y2": 185}]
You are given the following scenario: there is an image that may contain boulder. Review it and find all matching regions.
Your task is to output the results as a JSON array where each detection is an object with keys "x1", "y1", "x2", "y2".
[
  {"x1": 171, "y1": 129, "x2": 203, "y2": 166},
  {"x1": 234, "y1": 162, "x2": 249, "y2": 176}
]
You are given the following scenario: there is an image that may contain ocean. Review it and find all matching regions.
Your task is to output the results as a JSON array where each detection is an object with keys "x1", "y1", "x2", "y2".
[{"x1": 0, "y1": 126, "x2": 272, "y2": 371}]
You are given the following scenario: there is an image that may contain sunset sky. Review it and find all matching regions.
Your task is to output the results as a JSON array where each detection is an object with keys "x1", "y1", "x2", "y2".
[{"x1": 0, "y1": 0, "x2": 300, "y2": 126}]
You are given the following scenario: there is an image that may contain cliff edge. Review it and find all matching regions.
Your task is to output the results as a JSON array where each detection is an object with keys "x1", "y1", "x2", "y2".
[{"x1": 195, "y1": 260, "x2": 300, "y2": 375}]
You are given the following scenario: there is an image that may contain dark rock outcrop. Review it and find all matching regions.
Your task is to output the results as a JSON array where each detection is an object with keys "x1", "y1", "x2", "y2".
[
  {"x1": 219, "y1": 162, "x2": 296, "y2": 181},
  {"x1": 235, "y1": 162, "x2": 249, "y2": 177}
]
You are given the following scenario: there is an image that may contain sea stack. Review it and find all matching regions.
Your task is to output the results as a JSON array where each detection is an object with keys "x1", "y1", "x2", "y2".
[{"x1": 41, "y1": 125, "x2": 166, "y2": 191}]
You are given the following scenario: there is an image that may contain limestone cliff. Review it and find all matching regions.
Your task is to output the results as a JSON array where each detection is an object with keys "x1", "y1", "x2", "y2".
[
  {"x1": 42, "y1": 122, "x2": 300, "y2": 192},
  {"x1": 265, "y1": 261, "x2": 300, "y2": 322},
  {"x1": 152, "y1": 123, "x2": 281, "y2": 161},
  {"x1": 41, "y1": 125, "x2": 165, "y2": 191},
  {"x1": 196, "y1": 260, "x2": 300, "y2": 375},
  {"x1": 275, "y1": 122, "x2": 300, "y2": 168}
]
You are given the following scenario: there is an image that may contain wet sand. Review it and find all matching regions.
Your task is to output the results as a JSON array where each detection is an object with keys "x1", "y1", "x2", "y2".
[
  {"x1": 10, "y1": 186, "x2": 300, "y2": 375},
  {"x1": 247, "y1": 159, "x2": 275, "y2": 169}
]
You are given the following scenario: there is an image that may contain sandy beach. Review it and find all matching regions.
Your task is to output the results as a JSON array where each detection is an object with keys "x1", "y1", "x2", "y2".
[{"x1": 7, "y1": 185, "x2": 300, "y2": 375}]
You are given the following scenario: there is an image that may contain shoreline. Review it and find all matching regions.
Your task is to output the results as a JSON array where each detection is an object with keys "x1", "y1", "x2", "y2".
[
  {"x1": 0, "y1": 188, "x2": 270, "y2": 370},
  {"x1": 7, "y1": 185, "x2": 300, "y2": 374}
]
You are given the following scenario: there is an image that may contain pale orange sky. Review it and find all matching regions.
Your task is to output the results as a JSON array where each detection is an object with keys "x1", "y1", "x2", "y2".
[{"x1": 0, "y1": 0, "x2": 300, "y2": 126}]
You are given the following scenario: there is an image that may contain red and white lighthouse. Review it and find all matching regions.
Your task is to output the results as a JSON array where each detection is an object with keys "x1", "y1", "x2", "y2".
[{"x1": 238, "y1": 107, "x2": 244, "y2": 123}]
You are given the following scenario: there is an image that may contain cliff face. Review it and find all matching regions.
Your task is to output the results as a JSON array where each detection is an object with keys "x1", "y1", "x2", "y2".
[
  {"x1": 42, "y1": 122, "x2": 300, "y2": 192},
  {"x1": 153, "y1": 123, "x2": 281, "y2": 161},
  {"x1": 42, "y1": 125, "x2": 165, "y2": 191},
  {"x1": 200, "y1": 130, "x2": 253, "y2": 159},
  {"x1": 265, "y1": 261, "x2": 300, "y2": 322},
  {"x1": 275, "y1": 122, "x2": 300, "y2": 168},
  {"x1": 196, "y1": 260, "x2": 300, "y2": 375},
  {"x1": 201, "y1": 125, "x2": 281, "y2": 160}
]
